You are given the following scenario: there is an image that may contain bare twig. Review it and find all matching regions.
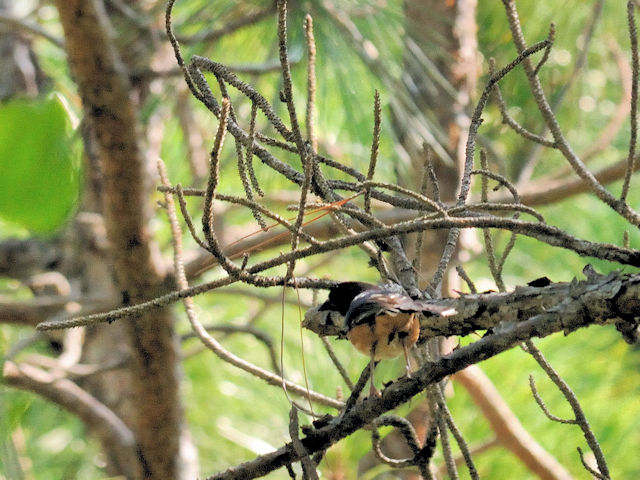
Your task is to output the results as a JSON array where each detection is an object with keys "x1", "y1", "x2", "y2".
[
  {"x1": 305, "y1": 14, "x2": 317, "y2": 152},
  {"x1": 622, "y1": 0, "x2": 639, "y2": 201},
  {"x1": 341, "y1": 365, "x2": 371, "y2": 415},
  {"x1": 320, "y1": 337, "x2": 354, "y2": 391},
  {"x1": 175, "y1": 184, "x2": 210, "y2": 251},
  {"x1": 577, "y1": 447, "x2": 608, "y2": 480},
  {"x1": 158, "y1": 159, "x2": 343, "y2": 410},
  {"x1": 455, "y1": 266, "x2": 477, "y2": 294},
  {"x1": 277, "y1": 0, "x2": 314, "y2": 282},
  {"x1": 359, "y1": 180, "x2": 447, "y2": 216},
  {"x1": 435, "y1": 384, "x2": 479, "y2": 479},
  {"x1": 370, "y1": 415, "x2": 422, "y2": 468},
  {"x1": 289, "y1": 407, "x2": 319, "y2": 479},
  {"x1": 524, "y1": 340, "x2": 610, "y2": 479},
  {"x1": 236, "y1": 103, "x2": 266, "y2": 228},
  {"x1": 428, "y1": 386, "x2": 458, "y2": 480},
  {"x1": 183, "y1": 323, "x2": 281, "y2": 375},
  {"x1": 502, "y1": 0, "x2": 640, "y2": 226},
  {"x1": 480, "y1": 151, "x2": 506, "y2": 292},
  {"x1": 202, "y1": 98, "x2": 251, "y2": 279},
  {"x1": 453, "y1": 365, "x2": 572, "y2": 480},
  {"x1": 490, "y1": 58, "x2": 556, "y2": 148},
  {"x1": 364, "y1": 90, "x2": 382, "y2": 215},
  {"x1": 533, "y1": 23, "x2": 555, "y2": 75},
  {"x1": 528, "y1": 375, "x2": 576, "y2": 424}
]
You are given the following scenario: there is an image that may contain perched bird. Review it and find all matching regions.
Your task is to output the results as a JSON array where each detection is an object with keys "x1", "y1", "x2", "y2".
[{"x1": 318, "y1": 282, "x2": 454, "y2": 397}]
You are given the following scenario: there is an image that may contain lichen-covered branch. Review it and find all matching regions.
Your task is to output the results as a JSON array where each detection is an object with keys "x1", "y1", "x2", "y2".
[{"x1": 304, "y1": 268, "x2": 640, "y2": 339}]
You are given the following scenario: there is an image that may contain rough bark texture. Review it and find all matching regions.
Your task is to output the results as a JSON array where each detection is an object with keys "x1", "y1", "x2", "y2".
[
  {"x1": 54, "y1": 1, "x2": 183, "y2": 478},
  {"x1": 304, "y1": 270, "x2": 640, "y2": 339}
]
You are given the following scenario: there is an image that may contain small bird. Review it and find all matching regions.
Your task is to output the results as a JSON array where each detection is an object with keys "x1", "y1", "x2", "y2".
[{"x1": 318, "y1": 282, "x2": 454, "y2": 397}]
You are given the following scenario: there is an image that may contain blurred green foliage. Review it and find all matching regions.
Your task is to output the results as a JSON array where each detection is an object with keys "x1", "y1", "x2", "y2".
[{"x1": 0, "y1": 334, "x2": 102, "y2": 479}]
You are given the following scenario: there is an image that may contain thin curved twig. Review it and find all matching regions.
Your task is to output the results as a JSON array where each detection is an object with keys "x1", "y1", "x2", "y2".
[
  {"x1": 524, "y1": 340, "x2": 610, "y2": 479},
  {"x1": 502, "y1": 0, "x2": 640, "y2": 226},
  {"x1": 159, "y1": 159, "x2": 343, "y2": 410},
  {"x1": 622, "y1": 0, "x2": 639, "y2": 201}
]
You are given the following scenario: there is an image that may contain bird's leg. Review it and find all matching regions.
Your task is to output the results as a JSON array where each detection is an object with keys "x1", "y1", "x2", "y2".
[
  {"x1": 369, "y1": 343, "x2": 381, "y2": 398},
  {"x1": 402, "y1": 313, "x2": 415, "y2": 378},
  {"x1": 402, "y1": 340, "x2": 412, "y2": 378}
]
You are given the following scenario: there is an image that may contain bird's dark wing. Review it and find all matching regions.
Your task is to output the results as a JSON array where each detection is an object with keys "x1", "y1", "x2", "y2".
[
  {"x1": 318, "y1": 281, "x2": 377, "y2": 316},
  {"x1": 343, "y1": 291, "x2": 404, "y2": 327},
  {"x1": 345, "y1": 290, "x2": 455, "y2": 328}
]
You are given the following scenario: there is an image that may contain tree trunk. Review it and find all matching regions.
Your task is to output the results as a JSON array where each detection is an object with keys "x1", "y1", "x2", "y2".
[{"x1": 51, "y1": 1, "x2": 191, "y2": 477}]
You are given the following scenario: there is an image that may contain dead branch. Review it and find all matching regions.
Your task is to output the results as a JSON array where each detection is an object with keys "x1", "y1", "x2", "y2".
[
  {"x1": 304, "y1": 268, "x2": 640, "y2": 339},
  {"x1": 524, "y1": 341, "x2": 611, "y2": 479}
]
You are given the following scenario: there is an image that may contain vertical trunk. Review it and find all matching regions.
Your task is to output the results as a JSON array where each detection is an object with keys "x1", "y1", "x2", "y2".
[
  {"x1": 398, "y1": 0, "x2": 478, "y2": 283},
  {"x1": 54, "y1": 1, "x2": 187, "y2": 478}
]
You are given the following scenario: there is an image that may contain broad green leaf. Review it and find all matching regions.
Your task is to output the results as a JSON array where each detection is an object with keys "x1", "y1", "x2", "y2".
[{"x1": 0, "y1": 95, "x2": 81, "y2": 234}]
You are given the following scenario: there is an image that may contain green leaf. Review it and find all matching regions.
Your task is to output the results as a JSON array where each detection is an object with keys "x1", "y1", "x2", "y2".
[{"x1": 0, "y1": 95, "x2": 81, "y2": 234}]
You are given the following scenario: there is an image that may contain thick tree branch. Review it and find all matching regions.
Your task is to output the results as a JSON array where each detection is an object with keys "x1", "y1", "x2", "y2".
[{"x1": 304, "y1": 269, "x2": 640, "y2": 339}]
